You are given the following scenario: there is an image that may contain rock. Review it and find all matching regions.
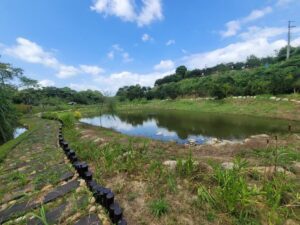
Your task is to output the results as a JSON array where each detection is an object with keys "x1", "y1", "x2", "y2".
[
  {"x1": 291, "y1": 162, "x2": 300, "y2": 175},
  {"x1": 276, "y1": 98, "x2": 281, "y2": 101},
  {"x1": 221, "y1": 162, "x2": 234, "y2": 170},
  {"x1": 163, "y1": 160, "x2": 177, "y2": 170},
  {"x1": 282, "y1": 98, "x2": 289, "y2": 101},
  {"x1": 284, "y1": 219, "x2": 299, "y2": 225},
  {"x1": 188, "y1": 138, "x2": 196, "y2": 144},
  {"x1": 90, "y1": 197, "x2": 96, "y2": 204},
  {"x1": 206, "y1": 138, "x2": 218, "y2": 145},
  {"x1": 79, "y1": 179, "x2": 85, "y2": 187},
  {"x1": 250, "y1": 134, "x2": 269, "y2": 139},
  {"x1": 89, "y1": 206, "x2": 96, "y2": 213},
  {"x1": 251, "y1": 166, "x2": 295, "y2": 178},
  {"x1": 270, "y1": 96, "x2": 276, "y2": 100}
]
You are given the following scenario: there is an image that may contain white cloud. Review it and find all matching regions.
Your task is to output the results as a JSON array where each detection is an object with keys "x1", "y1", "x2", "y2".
[
  {"x1": 90, "y1": 0, "x2": 135, "y2": 21},
  {"x1": 4, "y1": 37, "x2": 105, "y2": 79},
  {"x1": 122, "y1": 52, "x2": 133, "y2": 62},
  {"x1": 38, "y1": 79, "x2": 55, "y2": 87},
  {"x1": 183, "y1": 38, "x2": 288, "y2": 69},
  {"x1": 239, "y1": 26, "x2": 286, "y2": 40},
  {"x1": 80, "y1": 65, "x2": 105, "y2": 75},
  {"x1": 154, "y1": 60, "x2": 175, "y2": 71},
  {"x1": 57, "y1": 65, "x2": 80, "y2": 78},
  {"x1": 4, "y1": 37, "x2": 59, "y2": 68},
  {"x1": 107, "y1": 51, "x2": 114, "y2": 59},
  {"x1": 70, "y1": 83, "x2": 102, "y2": 91},
  {"x1": 221, "y1": 7, "x2": 273, "y2": 37},
  {"x1": 243, "y1": 7, "x2": 272, "y2": 23},
  {"x1": 136, "y1": 0, "x2": 163, "y2": 26},
  {"x1": 91, "y1": 0, "x2": 163, "y2": 26},
  {"x1": 142, "y1": 33, "x2": 153, "y2": 42},
  {"x1": 107, "y1": 44, "x2": 133, "y2": 62},
  {"x1": 166, "y1": 39, "x2": 175, "y2": 46},
  {"x1": 222, "y1": 21, "x2": 241, "y2": 38},
  {"x1": 93, "y1": 69, "x2": 174, "y2": 94},
  {"x1": 276, "y1": 0, "x2": 295, "y2": 7}
]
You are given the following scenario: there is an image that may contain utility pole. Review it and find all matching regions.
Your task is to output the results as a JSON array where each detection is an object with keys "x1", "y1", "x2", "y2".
[{"x1": 287, "y1": 20, "x2": 296, "y2": 60}]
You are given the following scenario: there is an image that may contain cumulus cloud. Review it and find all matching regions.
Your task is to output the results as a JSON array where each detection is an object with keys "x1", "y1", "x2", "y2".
[
  {"x1": 38, "y1": 79, "x2": 55, "y2": 87},
  {"x1": 93, "y1": 69, "x2": 174, "y2": 94},
  {"x1": 4, "y1": 37, "x2": 59, "y2": 68},
  {"x1": 166, "y1": 39, "x2": 175, "y2": 46},
  {"x1": 91, "y1": 0, "x2": 163, "y2": 26},
  {"x1": 221, "y1": 7, "x2": 273, "y2": 37},
  {"x1": 183, "y1": 38, "x2": 288, "y2": 69},
  {"x1": 80, "y1": 65, "x2": 105, "y2": 75},
  {"x1": 4, "y1": 37, "x2": 104, "y2": 78},
  {"x1": 154, "y1": 60, "x2": 175, "y2": 71}
]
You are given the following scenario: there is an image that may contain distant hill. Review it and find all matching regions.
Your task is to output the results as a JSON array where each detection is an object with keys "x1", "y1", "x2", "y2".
[{"x1": 116, "y1": 46, "x2": 300, "y2": 100}]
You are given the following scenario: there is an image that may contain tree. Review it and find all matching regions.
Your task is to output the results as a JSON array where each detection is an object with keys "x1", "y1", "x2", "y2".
[
  {"x1": 246, "y1": 55, "x2": 261, "y2": 68},
  {"x1": 176, "y1": 66, "x2": 188, "y2": 78},
  {"x1": 0, "y1": 60, "x2": 24, "y2": 144}
]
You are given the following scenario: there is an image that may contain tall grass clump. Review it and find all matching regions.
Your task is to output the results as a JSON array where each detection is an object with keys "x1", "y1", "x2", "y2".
[
  {"x1": 197, "y1": 158, "x2": 261, "y2": 224},
  {"x1": 60, "y1": 113, "x2": 76, "y2": 128},
  {"x1": 149, "y1": 198, "x2": 169, "y2": 217},
  {"x1": 176, "y1": 151, "x2": 196, "y2": 177}
]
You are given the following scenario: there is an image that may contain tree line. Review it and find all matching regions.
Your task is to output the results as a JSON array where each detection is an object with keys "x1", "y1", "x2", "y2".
[
  {"x1": 0, "y1": 60, "x2": 104, "y2": 144},
  {"x1": 116, "y1": 46, "x2": 300, "y2": 100}
]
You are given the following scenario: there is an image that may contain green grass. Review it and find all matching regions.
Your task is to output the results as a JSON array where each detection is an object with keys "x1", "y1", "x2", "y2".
[
  {"x1": 149, "y1": 198, "x2": 169, "y2": 217},
  {"x1": 0, "y1": 117, "x2": 39, "y2": 163},
  {"x1": 116, "y1": 96, "x2": 300, "y2": 121}
]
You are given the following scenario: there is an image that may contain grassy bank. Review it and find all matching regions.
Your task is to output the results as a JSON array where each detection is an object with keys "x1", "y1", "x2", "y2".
[
  {"x1": 0, "y1": 116, "x2": 41, "y2": 163},
  {"x1": 116, "y1": 96, "x2": 300, "y2": 121},
  {"x1": 45, "y1": 109, "x2": 300, "y2": 225}
]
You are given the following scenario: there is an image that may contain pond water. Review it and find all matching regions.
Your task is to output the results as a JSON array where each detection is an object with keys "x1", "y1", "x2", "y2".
[
  {"x1": 13, "y1": 127, "x2": 27, "y2": 138},
  {"x1": 80, "y1": 110, "x2": 300, "y2": 144},
  {"x1": 0, "y1": 127, "x2": 27, "y2": 146}
]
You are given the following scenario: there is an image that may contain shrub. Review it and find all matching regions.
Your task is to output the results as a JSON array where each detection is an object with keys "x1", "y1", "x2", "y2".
[
  {"x1": 73, "y1": 111, "x2": 82, "y2": 119},
  {"x1": 60, "y1": 113, "x2": 75, "y2": 128}
]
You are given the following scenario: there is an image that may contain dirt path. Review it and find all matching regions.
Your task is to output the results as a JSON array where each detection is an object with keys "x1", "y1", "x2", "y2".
[{"x1": 0, "y1": 118, "x2": 110, "y2": 225}]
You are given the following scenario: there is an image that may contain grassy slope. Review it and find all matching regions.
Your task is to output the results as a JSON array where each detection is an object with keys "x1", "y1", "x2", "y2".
[
  {"x1": 116, "y1": 96, "x2": 300, "y2": 121},
  {"x1": 0, "y1": 116, "x2": 40, "y2": 163}
]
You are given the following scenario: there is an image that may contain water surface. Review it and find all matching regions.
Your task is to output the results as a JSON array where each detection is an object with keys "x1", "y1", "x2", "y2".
[{"x1": 80, "y1": 110, "x2": 300, "y2": 144}]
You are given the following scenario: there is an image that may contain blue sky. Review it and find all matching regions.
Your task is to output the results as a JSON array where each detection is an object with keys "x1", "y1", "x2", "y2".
[{"x1": 0, "y1": 0, "x2": 300, "y2": 94}]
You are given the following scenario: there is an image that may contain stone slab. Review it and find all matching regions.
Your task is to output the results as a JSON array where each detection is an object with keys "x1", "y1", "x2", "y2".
[
  {"x1": 75, "y1": 214, "x2": 102, "y2": 225},
  {"x1": 43, "y1": 180, "x2": 79, "y2": 204}
]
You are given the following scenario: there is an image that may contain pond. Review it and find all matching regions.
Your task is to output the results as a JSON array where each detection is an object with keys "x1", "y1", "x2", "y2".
[
  {"x1": 80, "y1": 110, "x2": 300, "y2": 144},
  {"x1": 0, "y1": 127, "x2": 27, "y2": 146}
]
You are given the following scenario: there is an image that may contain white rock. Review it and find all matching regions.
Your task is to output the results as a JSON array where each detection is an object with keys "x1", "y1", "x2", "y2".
[
  {"x1": 163, "y1": 160, "x2": 177, "y2": 170},
  {"x1": 89, "y1": 206, "x2": 96, "y2": 213},
  {"x1": 270, "y1": 96, "x2": 276, "y2": 100},
  {"x1": 291, "y1": 162, "x2": 300, "y2": 174},
  {"x1": 188, "y1": 138, "x2": 196, "y2": 144},
  {"x1": 221, "y1": 162, "x2": 234, "y2": 170},
  {"x1": 282, "y1": 98, "x2": 289, "y2": 101}
]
